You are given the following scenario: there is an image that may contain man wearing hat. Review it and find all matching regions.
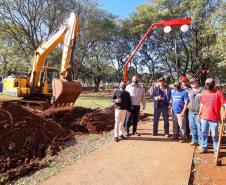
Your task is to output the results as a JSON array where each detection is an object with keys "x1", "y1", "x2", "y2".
[
  {"x1": 188, "y1": 78, "x2": 203, "y2": 146},
  {"x1": 152, "y1": 77, "x2": 171, "y2": 137},
  {"x1": 198, "y1": 78, "x2": 226, "y2": 155},
  {"x1": 170, "y1": 81, "x2": 189, "y2": 142}
]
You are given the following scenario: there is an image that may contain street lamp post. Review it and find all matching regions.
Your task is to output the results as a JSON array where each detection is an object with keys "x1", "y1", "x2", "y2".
[
  {"x1": 174, "y1": 39, "x2": 179, "y2": 81},
  {"x1": 123, "y1": 18, "x2": 191, "y2": 82}
]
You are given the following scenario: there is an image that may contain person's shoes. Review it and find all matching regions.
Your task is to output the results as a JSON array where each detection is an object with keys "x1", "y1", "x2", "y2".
[
  {"x1": 120, "y1": 135, "x2": 126, "y2": 140},
  {"x1": 198, "y1": 148, "x2": 207, "y2": 154},
  {"x1": 189, "y1": 142, "x2": 199, "y2": 146},
  {"x1": 114, "y1": 137, "x2": 119, "y2": 142},
  {"x1": 125, "y1": 132, "x2": 129, "y2": 137},
  {"x1": 164, "y1": 134, "x2": 170, "y2": 138},
  {"x1": 171, "y1": 136, "x2": 178, "y2": 140},
  {"x1": 133, "y1": 132, "x2": 141, "y2": 136},
  {"x1": 152, "y1": 132, "x2": 157, "y2": 136},
  {"x1": 179, "y1": 139, "x2": 187, "y2": 143}
]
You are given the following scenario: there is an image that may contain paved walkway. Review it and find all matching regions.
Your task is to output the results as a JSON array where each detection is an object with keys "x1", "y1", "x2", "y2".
[{"x1": 41, "y1": 116, "x2": 194, "y2": 185}]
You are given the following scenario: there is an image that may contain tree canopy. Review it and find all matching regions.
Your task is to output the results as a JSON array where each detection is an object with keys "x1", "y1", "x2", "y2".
[{"x1": 0, "y1": 0, "x2": 225, "y2": 90}]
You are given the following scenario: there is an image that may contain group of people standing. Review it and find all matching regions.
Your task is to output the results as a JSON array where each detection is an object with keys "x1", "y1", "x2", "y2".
[{"x1": 112, "y1": 75, "x2": 226, "y2": 155}]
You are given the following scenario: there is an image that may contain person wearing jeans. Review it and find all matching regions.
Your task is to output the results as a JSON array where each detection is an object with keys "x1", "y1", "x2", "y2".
[
  {"x1": 198, "y1": 78, "x2": 226, "y2": 154},
  {"x1": 170, "y1": 81, "x2": 189, "y2": 142},
  {"x1": 152, "y1": 77, "x2": 171, "y2": 137},
  {"x1": 125, "y1": 75, "x2": 146, "y2": 136},
  {"x1": 112, "y1": 81, "x2": 131, "y2": 142},
  {"x1": 188, "y1": 78, "x2": 203, "y2": 146}
]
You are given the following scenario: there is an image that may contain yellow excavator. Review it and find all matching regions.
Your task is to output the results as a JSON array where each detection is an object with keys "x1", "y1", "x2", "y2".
[{"x1": 2, "y1": 13, "x2": 82, "y2": 109}]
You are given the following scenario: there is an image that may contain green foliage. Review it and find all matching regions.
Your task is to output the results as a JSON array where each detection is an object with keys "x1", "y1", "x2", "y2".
[{"x1": 0, "y1": 0, "x2": 225, "y2": 87}]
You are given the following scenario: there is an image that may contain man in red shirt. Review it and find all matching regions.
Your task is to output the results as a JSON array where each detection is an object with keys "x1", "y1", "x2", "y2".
[{"x1": 198, "y1": 78, "x2": 226, "y2": 155}]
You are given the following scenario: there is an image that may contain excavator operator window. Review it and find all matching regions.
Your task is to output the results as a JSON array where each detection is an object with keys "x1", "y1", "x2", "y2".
[{"x1": 47, "y1": 69, "x2": 59, "y2": 85}]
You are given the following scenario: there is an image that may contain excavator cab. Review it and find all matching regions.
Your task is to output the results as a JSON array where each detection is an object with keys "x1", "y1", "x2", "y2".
[{"x1": 39, "y1": 66, "x2": 60, "y2": 95}]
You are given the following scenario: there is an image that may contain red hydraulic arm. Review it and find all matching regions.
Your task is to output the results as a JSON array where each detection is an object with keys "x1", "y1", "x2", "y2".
[{"x1": 123, "y1": 18, "x2": 191, "y2": 82}]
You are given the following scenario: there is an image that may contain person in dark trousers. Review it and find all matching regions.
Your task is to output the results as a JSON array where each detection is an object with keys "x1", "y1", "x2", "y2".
[
  {"x1": 125, "y1": 75, "x2": 146, "y2": 136},
  {"x1": 112, "y1": 81, "x2": 131, "y2": 142},
  {"x1": 181, "y1": 76, "x2": 191, "y2": 139},
  {"x1": 152, "y1": 77, "x2": 171, "y2": 137},
  {"x1": 188, "y1": 78, "x2": 203, "y2": 146}
]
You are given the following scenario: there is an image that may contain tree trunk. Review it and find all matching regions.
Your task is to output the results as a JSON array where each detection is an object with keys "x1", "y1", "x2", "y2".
[{"x1": 94, "y1": 75, "x2": 102, "y2": 92}]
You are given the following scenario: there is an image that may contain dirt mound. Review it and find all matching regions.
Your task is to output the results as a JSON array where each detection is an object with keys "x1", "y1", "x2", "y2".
[
  {"x1": 44, "y1": 106, "x2": 115, "y2": 134},
  {"x1": 0, "y1": 101, "x2": 115, "y2": 182},
  {"x1": 0, "y1": 102, "x2": 71, "y2": 181},
  {"x1": 80, "y1": 107, "x2": 115, "y2": 133}
]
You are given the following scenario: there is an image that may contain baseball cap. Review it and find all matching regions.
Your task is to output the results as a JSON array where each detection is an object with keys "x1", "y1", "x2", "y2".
[
  {"x1": 190, "y1": 78, "x2": 198, "y2": 83},
  {"x1": 158, "y1": 77, "x2": 166, "y2": 82},
  {"x1": 180, "y1": 76, "x2": 189, "y2": 82},
  {"x1": 205, "y1": 78, "x2": 214, "y2": 84}
]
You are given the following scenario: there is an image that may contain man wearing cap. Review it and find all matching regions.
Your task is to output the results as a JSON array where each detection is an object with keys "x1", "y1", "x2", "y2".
[
  {"x1": 125, "y1": 75, "x2": 146, "y2": 136},
  {"x1": 198, "y1": 78, "x2": 226, "y2": 155},
  {"x1": 188, "y1": 78, "x2": 203, "y2": 146},
  {"x1": 170, "y1": 81, "x2": 189, "y2": 142},
  {"x1": 152, "y1": 77, "x2": 171, "y2": 137},
  {"x1": 180, "y1": 76, "x2": 191, "y2": 139}
]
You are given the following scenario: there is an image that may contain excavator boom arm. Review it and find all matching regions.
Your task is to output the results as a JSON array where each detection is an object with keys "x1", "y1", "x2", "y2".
[{"x1": 30, "y1": 13, "x2": 79, "y2": 90}]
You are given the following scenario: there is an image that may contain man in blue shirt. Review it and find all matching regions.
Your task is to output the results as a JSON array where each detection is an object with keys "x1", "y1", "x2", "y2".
[{"x1": 170, "y1": 81, "x2": 189, "y2": 142}]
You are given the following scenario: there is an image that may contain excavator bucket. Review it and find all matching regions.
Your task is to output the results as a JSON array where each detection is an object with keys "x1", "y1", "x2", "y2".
[{"x1": 52, "y1": 78, "x2": 82, "y2": 106}]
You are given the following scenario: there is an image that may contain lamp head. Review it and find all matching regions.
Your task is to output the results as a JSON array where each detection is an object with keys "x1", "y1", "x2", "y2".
[
  {"x1": 180, "y1": 24, "x2": 189, "y2": 32},
  {"x1": 164, "y1": 26, "x2": 171, "y2": 33}
]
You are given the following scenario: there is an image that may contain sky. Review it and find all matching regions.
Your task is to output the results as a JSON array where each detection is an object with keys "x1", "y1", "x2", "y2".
[{"x1": 99, "y1": 0, "x2": 146, "y2": 18}]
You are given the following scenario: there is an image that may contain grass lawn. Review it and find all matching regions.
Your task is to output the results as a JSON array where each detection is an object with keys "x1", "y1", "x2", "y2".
[
  {"x1": 76, "y1": 94, "x2": 154, "y2": 114},
  {"x1": 0, "y1": 93, "x2": 153, "y2": 113},
  {"x1": 0, "y1": 93, "x2": 21, "y2": 101}
]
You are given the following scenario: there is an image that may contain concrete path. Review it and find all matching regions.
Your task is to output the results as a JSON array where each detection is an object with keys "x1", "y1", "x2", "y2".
[{"x1": 41, "y1": 116, "x2": 194, "y2": 185}]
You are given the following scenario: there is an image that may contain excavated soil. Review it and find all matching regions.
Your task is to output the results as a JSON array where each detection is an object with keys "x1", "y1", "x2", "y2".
[
  {"x1": 0, "y1": 101, "x2": 115, "y2": 183},
  {"x1": 192, "y1": 136, "x2": 226, "y2": 185}
]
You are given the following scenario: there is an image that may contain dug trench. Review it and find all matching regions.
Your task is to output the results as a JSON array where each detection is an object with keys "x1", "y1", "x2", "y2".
[{"x1": 0, "y1": 101, "x2": 115, "y2": 183}]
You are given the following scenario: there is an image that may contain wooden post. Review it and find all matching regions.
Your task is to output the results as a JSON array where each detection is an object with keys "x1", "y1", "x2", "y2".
[{"x1": 215, "y1": 122, "x2": 225, "y2": 166}]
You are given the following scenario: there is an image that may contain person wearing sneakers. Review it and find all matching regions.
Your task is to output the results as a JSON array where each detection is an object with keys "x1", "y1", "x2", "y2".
[
  {"x1": 198, "y1": 78, "x2": 226, "y2": 155},
  {"x1": 112, "y1": 81, "x2": 131, "y2": 142},
  {"x1": 187, "y1": 78, "x2": 203, "y2": 146},
  {"x1": 170, "y1": 81, "x2": 189, "y2": 142},
  {"x1": 152, "y1": 77, "x2": 171, "y2": 137},
  {"x1": 125, "y1": 75, "x2": 146, "y2": 136}
]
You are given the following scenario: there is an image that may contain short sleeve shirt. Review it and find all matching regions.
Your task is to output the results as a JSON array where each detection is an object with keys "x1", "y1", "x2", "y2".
[
  {"x1": 171, "y1": 90, "x2": 189, "y2": 114},
  {"x1": 200, "y1": 90, "x2": 225, "y2": 122}
]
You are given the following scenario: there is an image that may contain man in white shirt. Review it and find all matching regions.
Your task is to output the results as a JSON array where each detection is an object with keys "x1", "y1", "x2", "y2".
[{"x1": 125, "y1": 75, "x2": 146, "y2": 136}]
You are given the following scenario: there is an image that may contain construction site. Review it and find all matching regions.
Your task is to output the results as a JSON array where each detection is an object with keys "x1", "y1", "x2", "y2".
[
  {"x1": 0, "y1": 0, "x2": 226, "y2": 185},
  {"x1": 0, "y1": 89, "x2": 225, "y2": 185}
]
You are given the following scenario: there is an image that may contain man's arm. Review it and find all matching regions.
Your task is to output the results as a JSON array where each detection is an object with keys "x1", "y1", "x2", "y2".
[
  {"x1": 198, "y1": 92, "x2": 204, "y2": 122},
  {"x1": 152, "y1": 87, "x2": 160, "y2": 101},
  {"x1": 181, "y1": 92, "x2": 189, "y2": 117},
  {"x1": 112, "y1": 89, "x2": 118, "y2": 103},
  {"x1": 181, "y1": 100, "x2": 188, "y2": 117},
  {"x1": 126, "y1": 92, "x2": 131, "y2": 116}
]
